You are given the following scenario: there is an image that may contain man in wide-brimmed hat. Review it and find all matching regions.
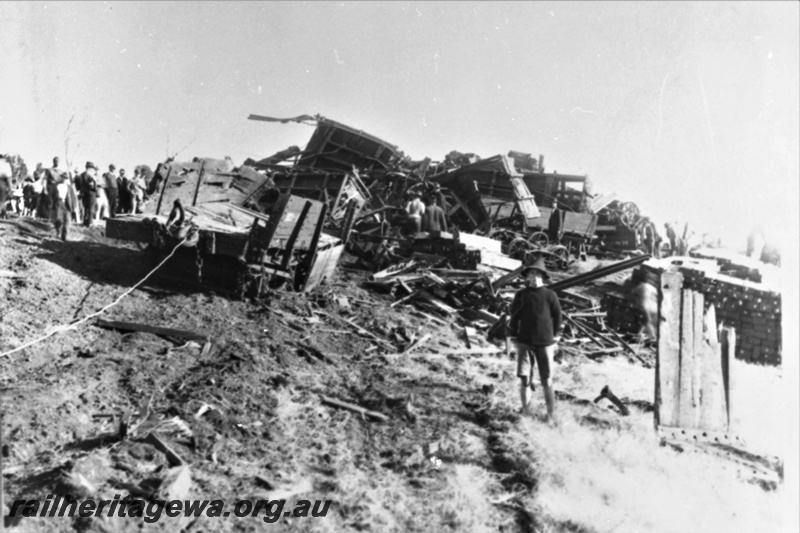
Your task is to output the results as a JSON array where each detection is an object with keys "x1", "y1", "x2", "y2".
[{"x1": 508, "y1": 256, "x2": 562, "y2": 422}]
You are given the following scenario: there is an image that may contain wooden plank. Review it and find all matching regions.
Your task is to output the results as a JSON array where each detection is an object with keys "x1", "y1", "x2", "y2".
[
  {"x1": 371, "y1": 259, "x2": 419, "y2": 280},
  {"x1": 460, "y1": 308, "x2": 500, "y2": 325},
  {"x1": 678, "y1": 289, "x2": 696, "y2": 428},
  {"x1": 141, "y1": 432, "x2": 184, "y2": 467},
  {"x1": 585, "y1": 346, "x2": 624, "y2": 358},
  {"x1": 265, "y1": 195, "x2": 325, "y2": 250},
  {"x1": 280, "y1": 201, "x2": 312, "y2": 269},
  {"x1": 403, "y1": 333, "x2": 432, "y2": 354},
  {"x1": 390, "y1": 289, "x2": 423, "y2": 308},
  {"x1": 476, "y1": 250, "x2": 522, "y2": 271},
  {"x1": 692, "y1": 291, "x2": 704, "y2": 429},
  {"x1": 104, "y1": 217, "x2": 154, "y2": 243},
  {"x1": 155, "y1": 165, "x2": 173, "y2": 216},
  {"x1": 605, "y1": 324, "x2": 637, "y2": 356},
  {"x1": 192, "y1": 160, "x2": 207, "y2": 207},
  {"x1": 317, "y1": 311, "x2": 395, "y2": 351},
  {"x1": 563, "y1": 314, "x2": 609, "y2": 349},
  {"x1": 657, "y1": 271, "x2": 683, "y2": 428},
  {"x1": 95, "y1": 319, "x2": 208, "y2": 343},
  {"x1": 463, "y1": 327, "x2": 479, "y2": 349},
  {"x1": 320, "y1": 395, "x2": 388, "y2": 422},
  {"x1": 384, "y1": 347, "x2": 504, "y2": 358},
  {"x1": 299, "y1": 202, "x2": 329, "y2": 286},
  {"x1": 490, "y1": 265, "x2": 526, "y2": 292},
  {"x1": 508, "y1": 176, "x2": 540, "y2": 220},
  {"x1": 721, "y1": 327, "x2": 736, "y2": 431},
  {"x1": 458, "y1": 232, "x2": 502, "y2": 254},
  {"x1": 698, "y1": 304, "x2": 727, "y2": 431},
  {"x1": 417, "y1": 291, "x2": 457, "y2": 314}
]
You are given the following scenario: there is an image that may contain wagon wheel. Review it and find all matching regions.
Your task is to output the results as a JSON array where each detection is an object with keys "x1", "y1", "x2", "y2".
[
  {"x1": 545, "y1": 245, "x2": 570, "y2": 271},
  {"x1": 489, "y1": 228, "x2": 516, "y2": 244},
  {"x1": 508, "y1": 237, "x2": 535, "y2": 260},
  {"x1": 529, "y1": 231, "x2": 549, "y2": 248},
  {"x1": 619, "y1": 201, "x2": 640, "y2": 228}
]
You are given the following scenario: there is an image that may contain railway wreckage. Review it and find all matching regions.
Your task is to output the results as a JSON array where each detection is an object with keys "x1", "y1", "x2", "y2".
[
  {"x1": 105, "y1": 114, "x2": 782, "y2": 374},
  {"x1": 99, "y1": 114, "x2": 783, "y2": 483}
]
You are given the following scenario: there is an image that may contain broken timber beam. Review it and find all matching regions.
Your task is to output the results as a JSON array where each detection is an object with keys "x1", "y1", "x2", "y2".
[
  {"x1": 563, "y1": 314, "x2": 610, "y2": 350},
  {"x1": 548, "y1": 255, "x2": 650, "y2": 292},
  {"x1": 95, "y1": 319, "x2": 208, "y2": 343},
  {"x1": 460, "y1": 308, "x2": 501, "y2": 325},
  {"x1": 403, "y1": 333, "x2": 432, "y2": 354},
  {"x1": 317, "y1": 311, "x2": 395, "y2": 351},
  {"x1": 141, "y1": 432, "x2": 185, "y2": 467},
  {"x1": 384, "y1": 346, "x2": 505, "y2": 358},
  {"x1": 280, "y1": 200, "x2": 313, "y2": 270},
  {"x1": 605, "y1": 324, "x2": 638, "y2": 357},
  {"x1": 320, "y1": 396, "x2": 388, "y2": 422},
  {"x1": 491, "y1": 265, "x2": 526, "y2": 292}
]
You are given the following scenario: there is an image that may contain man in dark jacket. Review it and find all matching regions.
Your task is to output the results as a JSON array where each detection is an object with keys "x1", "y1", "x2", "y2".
[
  {"x1": 420, "y1": 196, "x2": 447, "y2": 233},
  {"x1": 508, "y1": 257, "x2": 562, "y2": 422},
  {"x1": 117, "y1": 168, "x2": 130, "y2": 214},
  {"x1": 547, "y1": 199, "x2": 565, "y2": 244}
]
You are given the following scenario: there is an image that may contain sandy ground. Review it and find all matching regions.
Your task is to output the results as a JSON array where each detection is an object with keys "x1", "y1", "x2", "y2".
[{"x1": 0, "y1": 217, "x2": 795, "y2": 532}]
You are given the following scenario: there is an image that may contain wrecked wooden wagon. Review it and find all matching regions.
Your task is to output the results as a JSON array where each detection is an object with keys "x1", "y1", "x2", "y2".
[{"x1": 105, "y1": 157, "x2": 345, "y2": 297}]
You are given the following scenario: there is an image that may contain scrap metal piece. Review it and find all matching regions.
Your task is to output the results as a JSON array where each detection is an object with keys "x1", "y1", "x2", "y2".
[{"x1": 593, "y1": 385, "x2": 630, "y2": 416}]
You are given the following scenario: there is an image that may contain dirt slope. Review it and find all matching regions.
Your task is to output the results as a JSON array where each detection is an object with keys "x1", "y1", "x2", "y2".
[{"x1": 0, "y1": 218, "x2": 791, "y2": 532}]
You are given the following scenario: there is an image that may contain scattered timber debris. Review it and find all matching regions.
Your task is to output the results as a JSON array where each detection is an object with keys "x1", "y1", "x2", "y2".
[
  {"x1": 99, "y1": 113, "x2": 780, "y2": 366},
  {"x1": 95, "y1": 318, "x2": 209, "y2": 343}
]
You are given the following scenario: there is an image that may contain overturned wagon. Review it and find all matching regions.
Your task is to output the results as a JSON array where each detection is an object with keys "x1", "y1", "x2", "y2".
[{"x1": 105, "y1": 157, "x2": 344, "y2": 297}]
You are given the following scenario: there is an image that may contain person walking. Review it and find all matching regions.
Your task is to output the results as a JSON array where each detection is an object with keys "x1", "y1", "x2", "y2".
[{"x1": 507, "y1": 257, "x2": 563, "y2": 422}]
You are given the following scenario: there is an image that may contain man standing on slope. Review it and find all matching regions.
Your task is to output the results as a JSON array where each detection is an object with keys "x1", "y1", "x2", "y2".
[
  {"x1": 420, "y1": 195, "x2": 447, "y2": 233},
  {"x1": 508, "y1": 257, "x2": 563, "y2": 422},
  {"x1": 404, "y1": 192, "x2": 425, "y2": 235}
]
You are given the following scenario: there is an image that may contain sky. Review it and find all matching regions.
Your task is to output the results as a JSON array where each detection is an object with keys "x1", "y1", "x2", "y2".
[{"x1": 1, "y1": 1, "x2": 798, "y2": 251}]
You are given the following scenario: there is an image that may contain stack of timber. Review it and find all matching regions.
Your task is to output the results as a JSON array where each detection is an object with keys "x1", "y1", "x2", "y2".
[
  {"x1": 608, "y1": 259, "x2": 783, "y2": 366},
  {"x1": 690, "y1": 248, "x2": 763, "y2": 283},
  {"x1": 700, "y1": 273, "x2": 781, "y2": 366},
  {"x1": 601, "y1": 291, "x2": 643, "y2": 335}
]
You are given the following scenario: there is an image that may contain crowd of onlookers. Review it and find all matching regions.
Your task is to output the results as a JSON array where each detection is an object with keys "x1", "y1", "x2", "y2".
[{"x1": 0, "y1": 155, "x2": 155, "y2": 241}]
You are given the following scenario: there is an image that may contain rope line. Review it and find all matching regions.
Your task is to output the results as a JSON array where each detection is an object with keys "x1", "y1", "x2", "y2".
[{"x1": 0, "y1": 236, "x2": 188, "y2": 359}]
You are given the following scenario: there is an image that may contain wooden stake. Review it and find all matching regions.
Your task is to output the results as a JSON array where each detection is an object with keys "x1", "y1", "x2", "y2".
[
  {"x1": 320, "y1": 396, "x2": 388, "y2": 422},
  {"x1": 403, "y1": 333, "x2": 431, "y2": 354}
]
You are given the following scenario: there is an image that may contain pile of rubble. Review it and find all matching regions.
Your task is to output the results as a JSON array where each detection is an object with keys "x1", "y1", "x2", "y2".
[{"x1": 103, "y1": 114, "x2": 781, "y2": 367}]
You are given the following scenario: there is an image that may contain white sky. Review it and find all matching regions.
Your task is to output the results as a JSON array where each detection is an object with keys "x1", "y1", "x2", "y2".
[{"x1": 1, "y1": 1, "x2": 798, "y2": 250}]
